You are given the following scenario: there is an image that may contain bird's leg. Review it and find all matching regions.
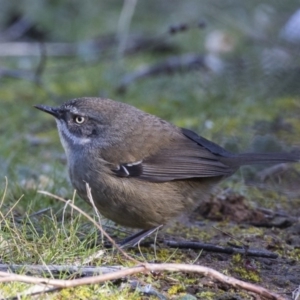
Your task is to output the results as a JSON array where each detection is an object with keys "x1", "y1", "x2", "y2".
[{"x1": 119, "y1": 226, "x2": 163, "y2": 248}]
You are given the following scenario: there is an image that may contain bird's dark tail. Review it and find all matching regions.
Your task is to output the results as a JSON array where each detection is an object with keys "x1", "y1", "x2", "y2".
[{"x1": 222, "y1": 152, "x2": 300, "y2": 168}]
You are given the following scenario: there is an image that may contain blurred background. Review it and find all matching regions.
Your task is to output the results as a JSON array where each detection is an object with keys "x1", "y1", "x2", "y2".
[
  {"x1": 2, "y1": 2, "x2": 300, "y2": 296},
  {"x1": 1, "y1": 0, "x2": 300, "y2": 211}
]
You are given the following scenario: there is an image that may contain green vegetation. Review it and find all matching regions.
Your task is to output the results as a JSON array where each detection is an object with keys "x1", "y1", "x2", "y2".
[{"x1": 0, "y1": 1, "x2": 300, "y2": 298}]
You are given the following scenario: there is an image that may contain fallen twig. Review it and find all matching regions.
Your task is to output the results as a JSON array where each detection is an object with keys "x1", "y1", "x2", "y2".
[
  {"x1": 0, "y1": 264, "x2": 122, "y2": 277},
  {"x1": 165, "y1": 241, "x2": 278, "y2": 258},
  {"x1": 0, "y1": 263, "x2": 287, "y2": 300},
  {"x1": 117, "y1": 53, "x2": 206, "y2": 93}
]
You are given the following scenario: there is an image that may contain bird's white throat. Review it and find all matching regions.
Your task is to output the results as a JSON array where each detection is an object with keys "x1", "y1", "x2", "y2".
[{"x1": 56, "y1": 120, "x2": 91, "y2": 157}]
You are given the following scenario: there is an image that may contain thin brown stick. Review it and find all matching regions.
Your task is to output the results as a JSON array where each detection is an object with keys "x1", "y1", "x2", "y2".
[
  {"x1": 0, "y1": 263, "x2": 286, "y2": 300},
  {"x1": 37, "y1": 190, "x2": 139, "y2": 264},
  {"x1": 165, "y1": 240, "x2": 277, "y2": 258},
  {"x1": 0, "y1": 264, "x2": 122, "y2": 277}
]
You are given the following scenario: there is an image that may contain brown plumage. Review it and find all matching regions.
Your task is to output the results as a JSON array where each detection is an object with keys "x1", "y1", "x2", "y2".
[{"x1": 35, "y1": 97, "x2": 299, "y2": 229}]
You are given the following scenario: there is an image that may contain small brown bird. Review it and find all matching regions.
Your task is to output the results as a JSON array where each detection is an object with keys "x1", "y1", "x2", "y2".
[{"x1": 35, "y1": 97, "x2": 299, "y2": 231}]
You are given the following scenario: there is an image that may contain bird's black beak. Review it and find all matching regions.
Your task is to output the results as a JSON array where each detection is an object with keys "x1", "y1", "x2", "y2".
[{"x1": 34, "y1": 105, "x2": 61, "y2": 118}]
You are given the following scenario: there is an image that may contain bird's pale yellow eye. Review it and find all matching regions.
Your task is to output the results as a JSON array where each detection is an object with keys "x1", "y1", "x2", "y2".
[{"x1": 74, "y1": 115, "x2": 85, "y2": 124}]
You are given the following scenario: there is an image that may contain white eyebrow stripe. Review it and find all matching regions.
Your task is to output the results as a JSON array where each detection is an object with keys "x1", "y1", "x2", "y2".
[{"x1": 66, "y1": 105, "x2": 79, "y2": 114}]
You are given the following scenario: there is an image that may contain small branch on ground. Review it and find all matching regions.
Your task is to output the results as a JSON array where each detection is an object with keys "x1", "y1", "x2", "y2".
[
  {"x1": 0, "y1": 263, "x2": 287, "y2": 300},
  {"x1": 116, "y1": 53, "x2": 206, "y2": 94},
  {"x1": 0, "y1": 264, "x2": 122, "y2": 277},
  {"x1": 165, "y1": 241, "x2": 278, "y2": 258}
]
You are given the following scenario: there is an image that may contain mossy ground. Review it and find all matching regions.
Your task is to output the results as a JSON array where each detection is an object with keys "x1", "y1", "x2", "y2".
[{"x1": 1, "y1": 1, "x2": 300, "y2": 299}]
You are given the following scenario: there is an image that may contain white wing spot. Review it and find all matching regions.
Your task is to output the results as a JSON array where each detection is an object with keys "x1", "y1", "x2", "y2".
[
  {"x1": 121, "y1": 165, "x2": 130, "y2": 176},
  {"x1": 126, "y1": 160, "x2": 142, "y2": 167}
]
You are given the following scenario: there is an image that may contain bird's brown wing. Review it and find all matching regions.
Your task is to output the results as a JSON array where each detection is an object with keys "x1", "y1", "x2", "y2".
[{"x1": 113, "y1": 128, "x2": 236, "y2": 182}]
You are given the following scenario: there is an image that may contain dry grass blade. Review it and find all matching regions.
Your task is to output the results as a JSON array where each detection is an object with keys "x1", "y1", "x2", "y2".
[
  {"x1": 37, "y1": 190, "x2": 139, "y2": 264},
  {"x1": 0, "y1": 177, "x2": 24, "y2": 220}
]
